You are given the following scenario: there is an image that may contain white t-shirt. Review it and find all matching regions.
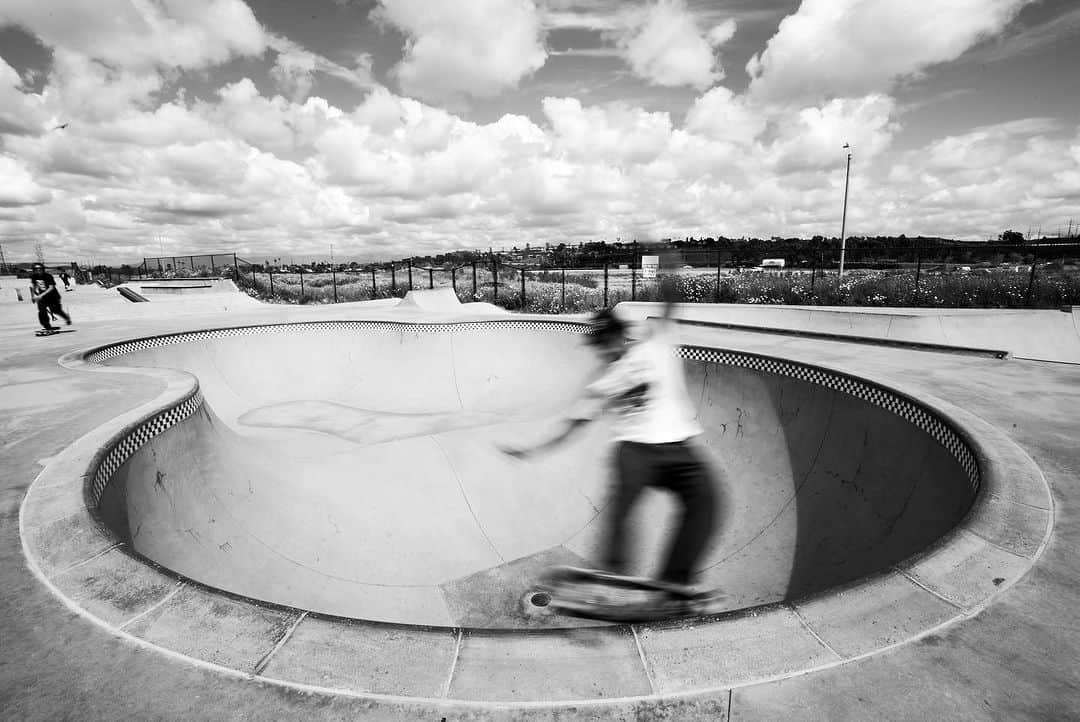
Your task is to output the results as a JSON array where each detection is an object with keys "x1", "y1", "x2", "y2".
[{"x1": 572, "y1": 320, "x2": 703, "y2": 443}]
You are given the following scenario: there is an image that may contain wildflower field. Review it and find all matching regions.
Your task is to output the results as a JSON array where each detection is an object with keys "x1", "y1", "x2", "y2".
[{"x1": 238, "y1": 266, "x2": 1080, "y2": 312}]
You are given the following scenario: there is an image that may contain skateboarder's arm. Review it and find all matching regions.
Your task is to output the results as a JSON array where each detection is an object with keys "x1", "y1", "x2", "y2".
[
  {"x1": 33, "y1": 286, "x2": 57, "y2": 303},
  {"x1": 30, "y1": 276, "x2": 57, "y2": 302},
  {"x1": 498, "y1": 388, "x2": 607, "y2": 459},
  {"x1": 499, "y1": 416, "x2": 592, "y2": 460}
]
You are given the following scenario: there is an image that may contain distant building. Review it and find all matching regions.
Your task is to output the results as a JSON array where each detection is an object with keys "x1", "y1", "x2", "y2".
[{"x1": 761, "y1": 258, "x2": 785, "y2": 271}]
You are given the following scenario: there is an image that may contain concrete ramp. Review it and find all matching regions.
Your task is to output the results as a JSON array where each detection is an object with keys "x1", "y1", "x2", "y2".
[
  {"x1": 117, "y1": 287, "x2": 150, "y2": 302},
  {"x1": 398, "y1": 287, "x2": 463, "y2": 311},
  {"x1": 136, "y1": 278, "x2": 240, "y2": 295},
  {"x1": 105, "y1": 280, "x2": 261, "y2": 315},
  {"x1": 395, "y1": 287, "x2": 508, "y2": 317}
]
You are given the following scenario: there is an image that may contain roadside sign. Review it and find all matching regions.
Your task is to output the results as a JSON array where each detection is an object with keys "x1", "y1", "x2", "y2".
[{"x1": 642, "y1": 255, "x2": 659, "y2": 279}]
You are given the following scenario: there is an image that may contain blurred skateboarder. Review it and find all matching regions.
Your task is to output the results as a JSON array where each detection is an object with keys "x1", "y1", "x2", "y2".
[{"x1": 502, "y1": 281, "x2": 721, "y2": 599}]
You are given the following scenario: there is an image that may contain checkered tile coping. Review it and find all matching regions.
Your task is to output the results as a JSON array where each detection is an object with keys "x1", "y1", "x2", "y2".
[
  {"x1": 678, "y1": 345, "x2": 981, "y2": 493},
  {"x1": 85, "y1": 319, "x2": 591, "y2": 363},
  {"x1": 83, "y1": 320, "x2": 980, "y2": 508},
  {"x1": 87, "y1": 387, "x2": 204, "y2": 508}
]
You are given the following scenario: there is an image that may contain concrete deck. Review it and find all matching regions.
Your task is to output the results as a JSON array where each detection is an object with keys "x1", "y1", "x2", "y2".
[{"x1": 2, "y1": 284, "x2": 1079, "y2": 719}]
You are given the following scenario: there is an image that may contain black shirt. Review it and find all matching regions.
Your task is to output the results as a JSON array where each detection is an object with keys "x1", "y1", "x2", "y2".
[{"x1": 30, "y1": 272, "x2": 56, "y2": 296}]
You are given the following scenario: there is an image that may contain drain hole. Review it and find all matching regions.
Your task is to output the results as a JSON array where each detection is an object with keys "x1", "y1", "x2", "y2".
[{"x1": 529, "y1": 592, "x2": 551, "y2": 607}]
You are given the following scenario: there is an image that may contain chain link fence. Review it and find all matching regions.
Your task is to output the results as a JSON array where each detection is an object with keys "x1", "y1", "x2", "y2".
[{"x1": 122, "y1": 239, "x2": 1080, "y2": 312}]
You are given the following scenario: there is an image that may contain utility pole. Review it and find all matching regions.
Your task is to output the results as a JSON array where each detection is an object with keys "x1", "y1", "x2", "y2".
[
  {"x1": 838, "y1": 143, "x2": 852, "y2": 279},
  {"x1": 0, "y1": 244, "x2": 6, "y2": 274}
]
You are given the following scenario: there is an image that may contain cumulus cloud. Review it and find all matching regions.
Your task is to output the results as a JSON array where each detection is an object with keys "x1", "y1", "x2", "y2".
[
  {"x1": 7, "y1": 72, "x2": 1078, "y2": 260},
  {"x1": 44, "y1": 50, "x2": 166, "y2": 123},
  {"x1": 373, "y1": 0, "x2": 547, "y2": 102},
  {"x1": 543, "y1": 97, "x2": 673, "y2": 164},
  {"x1": 0, "y1": 0, "x2": 1077, "y2": 262},
  {"x1": 202, "y1": 78, "x2": 344, "y2": 155},
  {"x1": 0, "y1": 56, "x2": 48, "y2": 136},
  {"x1": 0, "y1": 0, "x2": 267, "y2": 72},
  {"x1": 706, "y1": 19, "x2": 737, "y2": 47},
  {"x1": 684, "y1": 86, "x2": 766, "y2": 145},
  {"x1": 267, "y1": 34, "x2": 375, "y2": 102},
  {"x1": 91, "y1": 101, "x2": 221, "y2": 147},
  {"x1": 763, "y1": 94, "x2": 899, "y2": 173},
  {"x1": 922, "y1": 118, "x2": 1061, "y2": 173},
  {"x1": 611, "y1": 0, "x2": 734, "y2": 89},
  {"x1": 0, "y1": 156, "x2": 52, "y2": 207},
  {"x1": 747, "y1": 0, "x2": 1034, "y2": 105}
]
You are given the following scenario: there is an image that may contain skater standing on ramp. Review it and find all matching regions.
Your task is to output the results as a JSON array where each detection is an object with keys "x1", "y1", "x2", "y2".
[
  {"x1": 501, "y1": 289, "x2": 721, "y2": 599},
  {"x1": 30, "y1": 263, "x2": 72, "y2": 335}
]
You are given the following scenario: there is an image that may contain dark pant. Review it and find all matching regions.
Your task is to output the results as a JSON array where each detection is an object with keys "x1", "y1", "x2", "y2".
[
  {"x1": 37, "y1": 292, "x2": 69, "y2": 329},
  {"x1": 603, "y1": 440, "x2": 718, "y2": 586}
]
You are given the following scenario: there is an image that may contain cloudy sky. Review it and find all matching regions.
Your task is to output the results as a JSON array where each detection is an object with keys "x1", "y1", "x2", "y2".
[{"x1": 1, "y1": 0, "x2": 1079, "y2": 265}]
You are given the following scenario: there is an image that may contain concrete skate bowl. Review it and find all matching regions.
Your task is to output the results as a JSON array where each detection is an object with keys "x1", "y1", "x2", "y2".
[
  {"x1": 21, "y1": 316, "x2": 1054, "y2": 705},
  {"x1": 75, "y1": 320, "x2": 984, "y2": 631}
]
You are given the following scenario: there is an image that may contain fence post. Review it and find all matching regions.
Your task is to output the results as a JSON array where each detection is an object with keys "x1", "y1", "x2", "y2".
[
  {"x1": 716, "y1": 249, "x2": 722, "y2": 302},
  {"x1": 391, "y1": 265, "x2": 396, "y2": 294},
  {"x1": 371, "y1": 268, "x2": 376, "y2": 298},
  {"x1": 520, "y1": 267, "x2": 526, "y2": 309},
  {"x1": 1025, "y1": 244, "x2": 1039, "y2": 307},
  {"x1": 408, "y1": 259, "x2": 413, "y2": 290},
  {"x1": 561, "y1": 267, "x2": 566, "y2": 311},
  {"x1": 142, "y1": 259, "x2": 148, "y2": 277},
  {"x1": 429, "y1": 268, "x2": 434, "y2": 289},
  {"x1": 189, "y1": 256, "x2": 195, "y2": 274},
  {"x1": 232, "y1": 254, "x2": 237, "y2": 282},
  {"x1": 603, "y1": 263, "x2": 609, "y2": 308},
  {"x1": 472, "y1": 261, "x2": 477, "y2": 298},
  {"x1": 332, "y1": 266, "x2": 338, "y2": 303},
  {"x1": 631, "y1": 244, "x2": 637, "y2": 301},
  {"x1": 914, "y1": 240, "x2": 922, "y2": 302},
  {"x1": 251, "y1": 265, "x2": 256, "y2": 290},
  {"x1": 269, "y1": 267, "x2": 274, "y2": 296},
  {"x1": 492, "y1": 253, "x2": 499, "y2": 304},
  {"x1": 451, "y1": 267, "x2": 457, "y2": 294}
]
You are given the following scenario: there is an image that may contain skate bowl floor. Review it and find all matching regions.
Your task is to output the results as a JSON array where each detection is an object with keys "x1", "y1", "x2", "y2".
[{"x1": 68, "y1": 320, "x2": 978, "y2": 628}]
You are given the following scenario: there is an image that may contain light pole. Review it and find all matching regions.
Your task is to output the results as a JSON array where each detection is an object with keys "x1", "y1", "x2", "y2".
[{"x1": 838, "y1": 143, "x2": 852, "y2": 279}]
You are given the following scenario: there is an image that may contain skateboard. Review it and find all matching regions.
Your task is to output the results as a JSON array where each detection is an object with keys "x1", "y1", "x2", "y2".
[
  {"x1": 35, "y1": 328, "x2": 74, "y2": 337},
  {"x1": 536, "y1": 566, "x2": 722, "y2": 623}
]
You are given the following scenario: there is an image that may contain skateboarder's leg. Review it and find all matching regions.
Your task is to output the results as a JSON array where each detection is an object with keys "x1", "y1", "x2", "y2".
[
  {"x1": 36, "y1": 300, "x2": 56, "y2": 330},
  {"x1": 602, "y1": 442, "x2": 651, "y2": 575},
  {"x1": 49, "y1": 299, "x2": 71, "y2": 324},
  {"x1": 657, "y1": 446, "x2": 719, "y2": 587}
]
